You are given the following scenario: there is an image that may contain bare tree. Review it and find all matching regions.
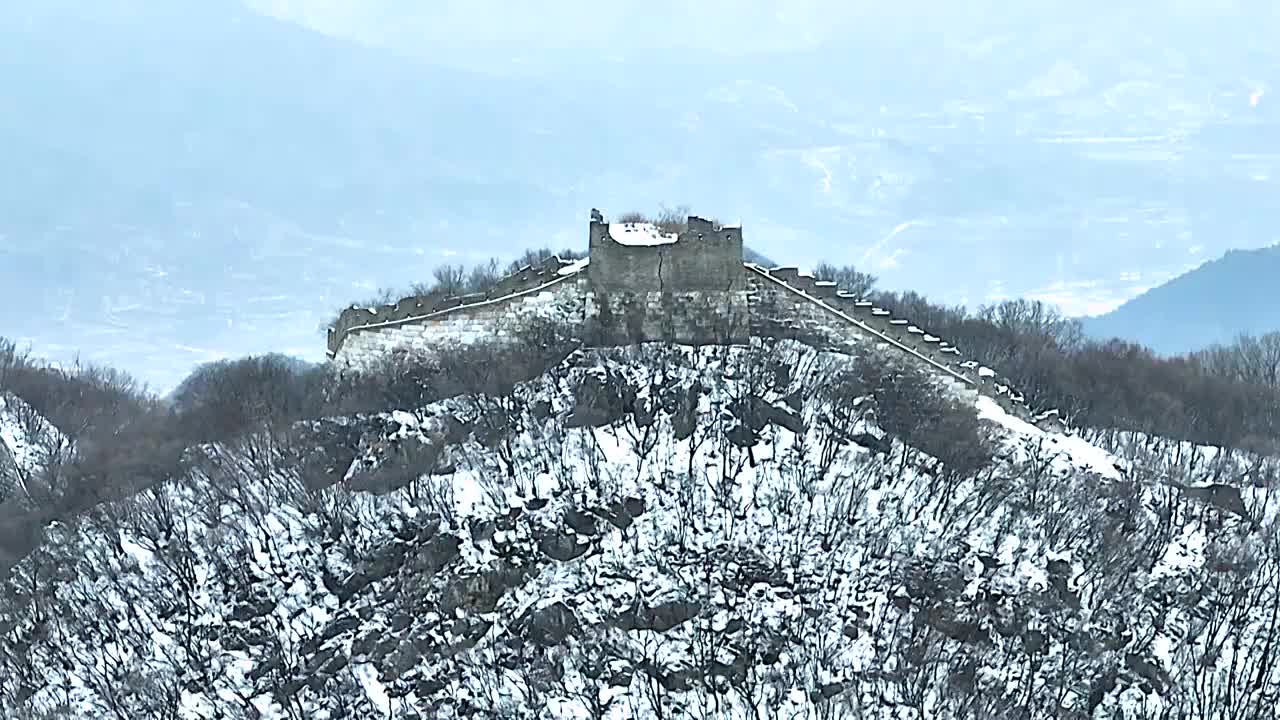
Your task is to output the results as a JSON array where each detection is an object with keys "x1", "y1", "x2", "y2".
[{"x1": 811, "y1": 262, "x2": 878, "y2": 298}]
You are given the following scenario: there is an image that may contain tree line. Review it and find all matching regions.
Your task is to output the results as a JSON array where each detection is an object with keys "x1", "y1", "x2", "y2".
[
  {"x1": 329, "y1": 246, "x2": 587, "y2": 331},
  {"x1": 813, "y1": 263, "x2": 1280, "y2": 452}
]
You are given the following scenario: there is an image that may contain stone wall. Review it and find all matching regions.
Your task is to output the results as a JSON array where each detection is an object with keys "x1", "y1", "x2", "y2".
[
  {"x1": 584, "y1": 290, "x2": 751, "y2": 347},
  {"x1": 745, "y1": 264, "x2": 1062, "y2": 429},
  {"x1": 745, "y1": 267, "x2": 980, "y2": 403},
  {"x1": 327, "y1": 255, "x2": 582, "y2": 358},
  {"x1": 323, "y1": 213, "x2": 1063, "y2": 432},
  {"x1": 333, "y1": 274, "x2": 588, "y2": 370},
  {"x1": 587, "y1": 217, "x2": 745, "y2": 294},
  {"x1": 330, "y1": 215, "x2": 754, "y2": 366}
]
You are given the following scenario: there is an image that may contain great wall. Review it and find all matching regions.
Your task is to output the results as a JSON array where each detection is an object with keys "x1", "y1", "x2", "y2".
[{"x1": 327, "y1": 213, "x2": 1066, "y2": 431}]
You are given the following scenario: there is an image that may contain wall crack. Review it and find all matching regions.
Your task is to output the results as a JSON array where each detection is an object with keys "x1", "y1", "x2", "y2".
[{"x1": 657, "y1": 250, "x2": 665, "y2": 294}]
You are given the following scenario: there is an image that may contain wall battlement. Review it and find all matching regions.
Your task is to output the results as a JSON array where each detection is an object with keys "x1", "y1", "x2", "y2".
[
  {"x1": 326, "y1": 255, "x2": 582, "y2": 358},
  {"x1": 327, "y1": 211, "x2": 1064, "y2": 432}
]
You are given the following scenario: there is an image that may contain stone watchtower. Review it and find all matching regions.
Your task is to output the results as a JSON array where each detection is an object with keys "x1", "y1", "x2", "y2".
[{"x1": 584, "y1": 215, "x2": 750, "y2": 345}]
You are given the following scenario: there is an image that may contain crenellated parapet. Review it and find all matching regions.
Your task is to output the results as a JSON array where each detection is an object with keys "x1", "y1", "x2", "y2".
[
  {"x1": 745, "y1": 264, "x2": 1064, "y2": 432},
  {"x1": 326, "y1": 255, "x2": 584, "y2": 358}
]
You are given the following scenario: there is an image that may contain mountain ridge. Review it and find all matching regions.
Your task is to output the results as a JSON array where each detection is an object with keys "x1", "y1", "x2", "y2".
[{"x1": 1083, "y1": 243, "x2": 1280, "y2": 354}]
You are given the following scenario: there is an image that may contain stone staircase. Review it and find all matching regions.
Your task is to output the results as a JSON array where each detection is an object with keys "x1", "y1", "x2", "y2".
[{"x1": 746, "y1": 264, "x2": 1066, "y2": 433}]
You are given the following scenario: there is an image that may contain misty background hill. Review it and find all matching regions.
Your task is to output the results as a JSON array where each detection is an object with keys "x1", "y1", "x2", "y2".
[
  {"x1": 1083, "y1": 244, "x2": 1280, "y2": 354},
  {"x1": 4, "y1": 0, "x2": 1280, "y2": 390}
]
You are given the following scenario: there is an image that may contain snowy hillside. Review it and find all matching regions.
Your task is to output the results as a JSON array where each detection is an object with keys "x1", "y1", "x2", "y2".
[
  {"x1": 0, "y1": 393, "x2": 63, "y2": 503},
  {"x1": 1, "y1": 341, "x2": 1277, "y2": 719},
  {"x1": 1, "y1": 395, "x2": 33, "y2": 481}
]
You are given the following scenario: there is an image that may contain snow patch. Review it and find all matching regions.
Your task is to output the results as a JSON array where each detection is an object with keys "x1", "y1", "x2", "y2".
[
  {"x1": 1152, "y1": 523, "x2": 1207, "y2": 580},
  {"x1": 119, "y1": 533, "x2": 155, "y2": 567},
  {"x1": 354, "y1": 664, "x2": 392, "y2": 717},
  {"x1": 607, "y1": 222, "x2": 679, "y2": 246},
  {"x1": 1, "y1": 393, "x2": 57, "y2": 474},
  {"x1": 975, "y1": 396, "x2": 1121, "y2": 479},
  {"x1": 558, "y1": 256, "x2": 590, "y2": 275}
]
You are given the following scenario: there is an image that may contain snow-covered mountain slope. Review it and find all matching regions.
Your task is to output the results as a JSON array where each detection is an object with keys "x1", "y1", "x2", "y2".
[
  {"x1": 1, "y1": 394, "x2": 32, "y2": 481},
  {"x1": 1, "y1": 341, "x2": 1276, "y2": 719},
  {"x1": 0, "y1": 393, "x2": 61, "y2": 501},
  {"x1": 0, "y1": 391, "x2": 68, "y2": 578}
]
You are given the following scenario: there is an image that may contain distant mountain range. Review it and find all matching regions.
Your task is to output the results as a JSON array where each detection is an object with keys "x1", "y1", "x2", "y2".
[
  {"x1": 1083, "y1": 244, "x2": 1280, "y2": 354},
  {"x1": 4, "y1": 0, "x2": 1280, "y2": 390}
]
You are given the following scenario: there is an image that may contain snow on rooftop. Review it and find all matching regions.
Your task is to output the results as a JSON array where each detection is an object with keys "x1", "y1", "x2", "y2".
[{"x1": 608, "y1": 222, "x2": 679, "y2": 246}]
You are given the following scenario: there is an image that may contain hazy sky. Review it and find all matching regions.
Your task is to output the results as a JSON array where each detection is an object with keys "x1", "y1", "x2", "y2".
[
  {"x1": 249, "y1": 0, "x2": 888, "y2": 60},
  {"x1": 249, "y1": 1, "x2": 1280, "y2": 72}
]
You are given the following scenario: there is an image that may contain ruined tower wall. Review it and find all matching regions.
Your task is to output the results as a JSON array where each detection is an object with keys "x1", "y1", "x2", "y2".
[
  {"x1": 586, "y1": 218, "x2": 744, "y2": 293},
  {"x1": 583, "y1": 217, "x2": 749, "y2": 345}
]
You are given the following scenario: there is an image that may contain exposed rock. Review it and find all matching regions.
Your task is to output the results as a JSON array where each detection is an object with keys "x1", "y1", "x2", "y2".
[
  {"x1": 538, "y1": 531, "x2": 591, "y2": 562},
  {"x1": 725, "y1": 424, "x2": 758, "y2": 448},
  {"x1": 566, "y1": 371, "x2": 632, "y2": 428},
  {"x1": 1179, "y1": 482, "x2": 1251, "y2": 519},
  {"x1": 439, "y1": 562, "x2": 529, "y2": 616},
  {"x1": 851, "y1": 432, "x2": 891, "y2": 455},
  {"x1": 1125, "y1": 652, "x2": 1171, "y2": 694},
  {"x1": 563, "y1": 507, "x2": 599, "y2": 536},
  {"x1": 621, "y1": 599, "x2": 702, "y2": 632},
  {"x1": 516, "y1": 601, "x2": 581, "y2": 646}
]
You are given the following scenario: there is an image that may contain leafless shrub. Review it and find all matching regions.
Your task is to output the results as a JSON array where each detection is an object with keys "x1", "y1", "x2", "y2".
[
  {"x1": 848, "y1": 354, "x2": 994, "y2": 480},
  {"x1": 812, "y1": 262, "x2": 878, "y2": 298},
  {"x1": 430, "y1": 264, "x2": 468, "y2": 296},
  {"x1": 614, "y1": 204, "x2": 720, "y2": 234},
  {"x1": 0, "y1": 337, "x2": 33, "y2": 391},
  {"x1": 327, "y1": 246, "x2": 586, "y2": 331},
  {"x1": 1, "y1": 359, "x2": 147, "y2": 442},
  {"x1": 171, "y1": 354, "x2": 326, "y2": 443},
  {"x1": 614, "y1": 211, "x2": 648, "y2": 224}
]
